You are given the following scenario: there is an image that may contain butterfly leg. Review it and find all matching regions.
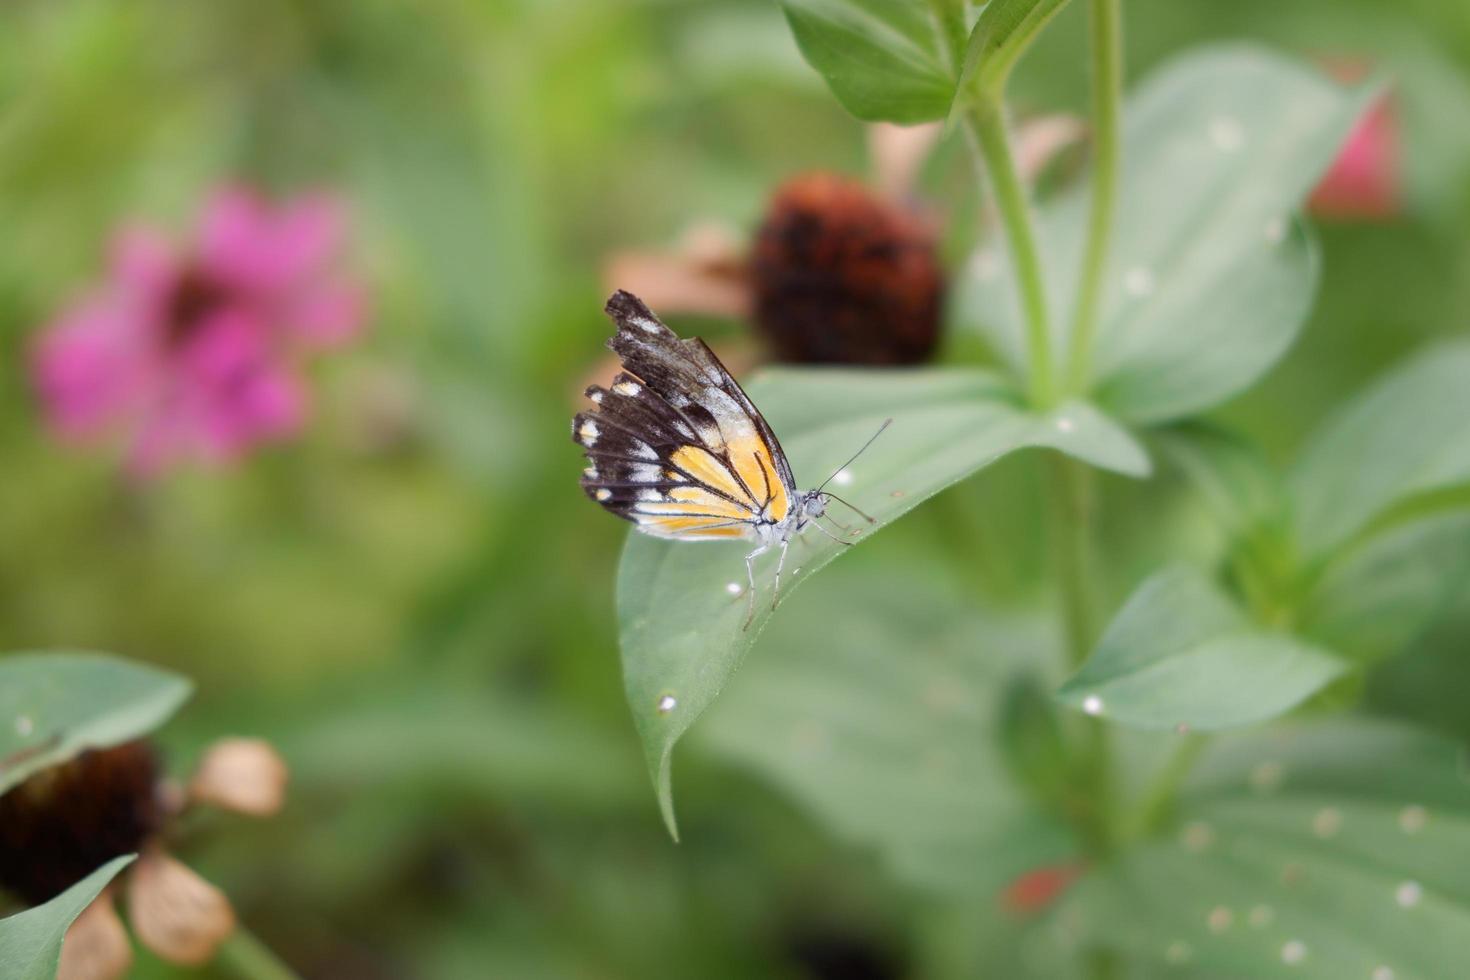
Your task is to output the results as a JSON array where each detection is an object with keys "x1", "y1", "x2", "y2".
[
  {"x1": 742, "y1": 544, "x2": 769, "y2": 631},
  {"x1": 770, "y1": 538, "x2": 790, "y2": 613}
]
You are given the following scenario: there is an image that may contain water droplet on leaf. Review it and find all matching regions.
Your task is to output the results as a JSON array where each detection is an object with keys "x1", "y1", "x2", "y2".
[{"x1": 656, "y1": 694, "x2": 678, "y2": 714}]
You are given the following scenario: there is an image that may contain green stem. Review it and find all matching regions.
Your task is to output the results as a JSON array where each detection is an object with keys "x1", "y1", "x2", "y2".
[
  {"x1": 1050, "y1": 456, "x2": 1120, "y2": 980},
  {"x1": 1127, "y1": 732, "x2": 1209, "y2": 840},
  {"x1": 216, "y1": 926, "x2": 303, "y2": 980},
  {"x1": 967, "y1": 97, "x2": 1056, "y2": 408},
  {"x1": 1065, "y1": 0, "x2": 1122, "y2": 394}
]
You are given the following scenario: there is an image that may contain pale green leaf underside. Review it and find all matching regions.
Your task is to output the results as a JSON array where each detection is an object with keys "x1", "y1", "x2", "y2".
[
  {"x1": 1068, "y1": 720, "x2": 1470, "y2": 978},
  {"x1": 1290, "y1": 342, "x2": 1470, "y2": 560},
  {"x1": 0, "y1": 652, "x2": 192, "y2": 795},
  {"x1": 617, "y1": 368, "x2": 1148, "y2": 835},
  {"x1": 960, "y1": 45, "x2": 1372, "y2": 423},
  {"x1": 699, "y1": 535, "x2": 1075, "y2": 895},
  {"x1": 1304, "y1": 513, "x2": 1470, "y2": 664},
  {"x1": 0, "y1": 855, "x2": 135, "y2": 980},
  {"x1": 1057, "y1": 566, "x2": 1343, "y2": 731},
  {"x1": 780, "y1": 0, "x2": 964, "y2": 123}
]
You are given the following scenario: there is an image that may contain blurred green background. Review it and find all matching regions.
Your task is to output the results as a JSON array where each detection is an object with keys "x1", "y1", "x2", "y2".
[{"x1": 1, "y1": 1, "x2": 1468, "y2": 977}]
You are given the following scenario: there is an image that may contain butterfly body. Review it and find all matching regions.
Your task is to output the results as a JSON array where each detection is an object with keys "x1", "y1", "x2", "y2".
[{"x1": 575, "y1": 291, "x2": 863, "y2": 626}]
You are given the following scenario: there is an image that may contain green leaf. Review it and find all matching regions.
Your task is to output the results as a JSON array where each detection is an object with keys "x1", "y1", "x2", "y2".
[
  {"x1": 0, "y1": 652, "x2": 192, "y2": 795},
  {"x1": 618, "y1": 368, "x2": 1148, "y2": 835},
  {"x1": 1303, "y1": 513, "x2": 1470, "y2": 664},
  {"x1": 953, "y1": 0, "x2": 1071, "y2": 104},
  {"x1": 1153, "y1": 423, "x2": 1285, "y2": 537},
  {"x1": 1056, "y1": 567, "x2": 1344, "y2": 731},
  {"x1": 1067, "y1": 720, "x2": 1470, "y2": 977},
  {"x1": 698, "y1": 534, "x2": 1076, "y2": 894},
  {"x1": 1290, "y1": 342, "x2": 1470, "y2": 560},
  {"x1": 0, "y1": 855, "x2": 135, "y2": 980},
  {"x1": 779, "y1": 0, "x2": 970, "y2": 123},
  {"x1": 960, "y1": 46, "x2": 1372, "y2": 423}
]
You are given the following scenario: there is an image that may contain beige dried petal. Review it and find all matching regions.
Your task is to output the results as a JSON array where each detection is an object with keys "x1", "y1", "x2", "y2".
[
  {"x1": 127, "y1": 851, "x2": 236, "y2": 965},
  {"x1": 188, "y1": 737, "x2": 288, "y2": 817},
  {"x1": 602, "y1": 222, "x2": 749, "y2": 319},
  {"x1": 58, "y1": 891, "x2": 132, "y2": 980},
  {"x1": 1014, "y1": 113, "x2": 1087, "y2": 183},
  {"x1": 868, "y1": 121, "x2": 943, "y2": 202}
]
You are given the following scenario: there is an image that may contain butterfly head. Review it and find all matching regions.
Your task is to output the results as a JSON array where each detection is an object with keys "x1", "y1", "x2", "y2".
[{"x1": 797, "y1": 490, "x2": 828, "y2": 526}]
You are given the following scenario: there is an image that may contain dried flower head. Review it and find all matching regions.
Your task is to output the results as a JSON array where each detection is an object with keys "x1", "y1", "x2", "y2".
[
  {"x1": 749, "y1": 172, "x2": 944, "y2": 366},
  {"x1": 0, "y1": 735, "x2": 289, "y2": 980},
  {"x1": 0, "y1": 741, "x2": 163, "y2": 905}
]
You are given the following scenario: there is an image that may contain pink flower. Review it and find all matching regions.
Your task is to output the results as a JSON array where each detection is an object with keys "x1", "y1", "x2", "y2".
[
  {"x1": 1310, "y1": 63, "x2": 1402, "y2": 219},
  {"x1": 31, "y1": 188, "x2": 367, "y2": 474}
]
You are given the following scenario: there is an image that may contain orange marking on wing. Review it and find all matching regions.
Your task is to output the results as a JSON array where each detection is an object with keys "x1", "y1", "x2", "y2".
[
  {"x1": 727, "y1": 434, "x2": 789, "y2": 522},
  {"x1": 670, "y1": 446, "x2": 756, "y2": 507},
  {"x1": 642, "y1": 514, "x2": 749, "y2": 537}
]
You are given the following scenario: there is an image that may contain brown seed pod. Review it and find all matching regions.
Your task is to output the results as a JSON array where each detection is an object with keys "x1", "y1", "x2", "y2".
[
  {"x1": 750, "y1": 172, "x2": 944, "y2": 366},
  {"x1": 0, "y1": 740, "x2": 164, "y2": 904}
]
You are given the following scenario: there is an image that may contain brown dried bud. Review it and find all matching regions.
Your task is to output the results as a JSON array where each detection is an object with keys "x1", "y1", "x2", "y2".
[
  {"x1": 59, "y1": 889, "x2": 133, "y2": 980},
  {"x1": 0, "y1": 741, "x2": 164, "y2": 904},
  {"x1": 750, "y1": 173, "x2": 944, "y2": 366}
]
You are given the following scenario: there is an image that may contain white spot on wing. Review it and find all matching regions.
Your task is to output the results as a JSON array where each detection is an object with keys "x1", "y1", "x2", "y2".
[
  {"x1": 630, "y1": 440, "x2": 657, "y2": 461},
  {"x1": 595, "y1": 489, "x2": 611, "y2": 501},
  {"x1": 635, "y1": 316, "x2": 662, "y2": 334},
  {"x1": 589, "y1": 390, "x2": 604, "y2": 404},
  {"x1": 614, "y1": 381, "x2": 641, "y2": 396},
  {"x1": 637, "y1": 489, "x2": 663, "y2": 502},
  {"x1": 578, "y1": 420, "x2": 599, "y2": 446}
]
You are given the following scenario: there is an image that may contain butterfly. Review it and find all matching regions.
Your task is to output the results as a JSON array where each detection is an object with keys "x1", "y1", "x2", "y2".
[{"x1": 575, "y1": 290, "x2": 889, "y2": 628}]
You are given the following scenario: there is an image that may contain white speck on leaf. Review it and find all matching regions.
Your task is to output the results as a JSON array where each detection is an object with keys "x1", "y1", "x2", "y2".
[
  {"x1": 1207, "y1": 906, "x2": 1232, "y2": 933},
  {"x1": 1396, "y1": 881, "x2": 1422, "y2": 908},
  {"x1": 1264, "y1": 217, "x2": 1287, "y2": 243},
  {"x1": 832, "y1": 469, "x2": 853, "y2": 487},
  {"x1": 1281, "y1": 940, "x2": 1306, "y2": 965},
  {"x1": 1313, "y1": 807, "x2": 1342, "y2": 839},
  {"x1": 1082, "y1": 695, "x2": 1104, "y2": 716},
  {"x1": 725, "y1": 582, "x2": 743, "y2": 596},
  {"x1": 656, "y1": 695, "x2": 678, "y2": 714},
  {"x1": 1248, "y1": 905, "x2": 1274, "y2": 928},
  {"x1": 1165, "y1": 941, "x2": 1192, "y2": 964},
  {"x1": 14, "y1": 715, "x2": 33, "y2": 737},
  {"x1": 1399, "y1": 805, "x2": 1427, "y2": 834},
  {"x1": 1123, "y1": 266, "x2": 1154, "y2": 297},
  {"x1": 1210, "y1": 115, "x2": 1245, "y2": 151}
]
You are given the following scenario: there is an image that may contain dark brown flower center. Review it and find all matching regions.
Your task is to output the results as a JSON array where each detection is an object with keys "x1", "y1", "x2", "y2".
[
  {"x1": 0, "y1": 740, "x2": 164, "y2": 904},
  {"x1": 163, "y1": 267, "x2": 231, "y2": 347}
]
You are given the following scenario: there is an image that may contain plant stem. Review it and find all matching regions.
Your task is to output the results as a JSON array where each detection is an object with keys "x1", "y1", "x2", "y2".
[
  {"x1": 1049, "y1": 455, "x2": 1118, "y2": 971},
  {"x1": 1065, "y1": 0, "x2": 1122, "y2": 394},
  {"x1": 1127, "y1": 732, "x2": 1209, "y2": 840},
  {"x1": 966, "y1": 97, "x2": 1056, "y2": 409},
  {"x1": 216, "y1": 926, "x2": 303, "y2": 980},
  {"x1": 1050, "y1": 456, "x2": 1099, "y2": 668}
]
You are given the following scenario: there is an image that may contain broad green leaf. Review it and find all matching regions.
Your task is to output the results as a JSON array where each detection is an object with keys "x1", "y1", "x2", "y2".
[
  {"x1": 0, "y1": 652, "x2": 192, "y2": 795},
  {"x1": 1290, "y1": 342, "x2": 1470, "y2": 560},
  {"x1": 960, "y1": 46, "x2": 1372, "y2": 423},
  {"x1": 1067, "y1": 720, "x2": 1470, "y2": 978},
  {"x1": 619, "y1": 368, "x2": 1149, "y2": 835},
  {"x1": 0, "y1": 855, "x2": 134, "y2": 980},
  {"x1": 1303, "y1": 513, "x2": 1470, "y2": 664},
  {"x1": 699, "y1": 535, "x2": 1076, "y2": 895},
  {"x1": 779, "y1": 0, "x2": 971, "y2": 123},
  {"x1": 1056, "y1": 567, "x2": 1344, "y2": 731}
]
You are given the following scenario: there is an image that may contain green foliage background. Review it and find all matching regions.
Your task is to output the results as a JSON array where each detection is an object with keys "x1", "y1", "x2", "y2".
[{"x1": 1, "y1": 0, "x2": 1469, "y2": 977}]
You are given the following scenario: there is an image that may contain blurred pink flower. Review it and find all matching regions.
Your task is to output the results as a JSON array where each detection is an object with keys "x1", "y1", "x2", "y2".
[
  {"x1": 1310, "y1": 63, "x2": 1401, "y2": 219},
  {"x1": 31, "y1": 188, "x2": 367, "y2": 474}
]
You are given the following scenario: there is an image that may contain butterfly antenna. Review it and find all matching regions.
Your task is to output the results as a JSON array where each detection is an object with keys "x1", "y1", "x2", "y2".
[
  {"x1": 823, "y1": 491, "x2": 877, "y2": 524},
  {"x1": 815, "y1": 418, "x2": 893, "y2": 494}
]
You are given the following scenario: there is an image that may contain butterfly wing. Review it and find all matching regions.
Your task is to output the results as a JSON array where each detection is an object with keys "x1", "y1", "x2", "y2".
[{"x1": 574, "y1": 290, "x2": 797, "y2": 540}]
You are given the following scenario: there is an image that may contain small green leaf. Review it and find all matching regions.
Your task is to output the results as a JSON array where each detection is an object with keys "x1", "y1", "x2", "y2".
[
  {"x1": 618, "y1": 368, "x2": 1148, "y2": 835},
  {"x1": 1067, "y1": 720, "x2": 1470, "y2": 977},
  {"x1": 0, "y1": 652, "x2": 192, "y2": 794},
  {"x1": 779, "y1": 0, "x2": 971, "y2": 123},
  {"x1": 0, "y1": 855, "x2": 135, "y2": 980},
  {"x1": 1153, "y1": 422, "x2": 1285, "y2": 537},
  {"x1": 1057, "y1": 567, "x2": 1344, "y2": 731},
  {"x1": 699, "y1": 536, "x2": 1075, "y2": 894},
  {"x1": 1290, "y1": 342, "x2": 1470, "y2": 560},
  {"x1": 960, "y1": 46, "x2": 1372, "y2": 422},
  {"x1": 1304, "y1": 513, "x2": 1470, "y2": 664},
  {"x1": 953, "y1": 0, "x2": 1071, "y2": 104}
]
